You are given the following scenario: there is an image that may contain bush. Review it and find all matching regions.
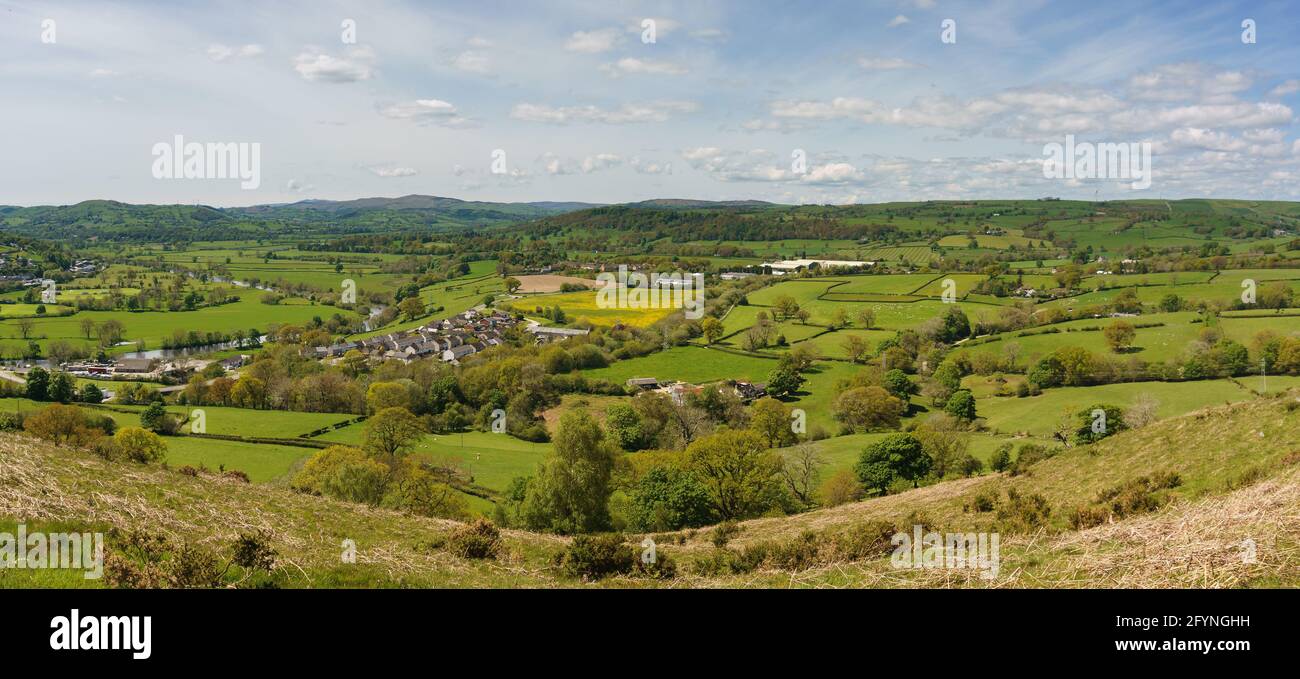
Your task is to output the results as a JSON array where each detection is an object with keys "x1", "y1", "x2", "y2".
[
  {"x1": 964, "y1": 490, "x2": 997, "y2": 513},
  {"x1": 230, "y1": 530, "x2": 278, "y2": 572},
  {"x1": 0, "y1": 411, "x2": 25, "y2": 432},
  {"x1": 737, "y1": 531, "x2": 821, "y2": 571},
  {"x1": 558, "y1": 534, "x2": 635, "y2": 579},
  {"x1": 710, "y1": 521, "x2": 741, "y2": 548},
  {"x1": 1007, "y1": 443, "x2": 1056, "y2": 476},
  {"x1": 995, "y1": 488, "x2": 1053, "y2": 533},
  {"x1": 695, "y1": 520, "x2": 896, "y2": 575},
  {"x1": 447, "y1": 518, "x2": 502, "y2": 560}
]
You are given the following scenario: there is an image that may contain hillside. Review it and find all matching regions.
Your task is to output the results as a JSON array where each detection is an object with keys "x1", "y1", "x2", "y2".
[
  {"x1": 0, "y1": 196, "x2": 594, "y2": 243},
  {"x1": 2, "y1": 394, "x2": 1296, "y2": 589}
]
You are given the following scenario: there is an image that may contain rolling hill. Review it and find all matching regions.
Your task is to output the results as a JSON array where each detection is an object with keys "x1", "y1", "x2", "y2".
[{"x1": 2, "y1": 391, "x2": 1296, "y2": 588}]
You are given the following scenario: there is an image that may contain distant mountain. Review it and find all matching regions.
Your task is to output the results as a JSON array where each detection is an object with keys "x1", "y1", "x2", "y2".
[
  {"x1": 0, "y1": 195, "x2": 600, "y2": 242},
  {"x1": 627, "y1": 198, "x2": 780, "y2": 209},
  {"x1": 232, "y1": 194, "x2": 600, "y2": 216}
]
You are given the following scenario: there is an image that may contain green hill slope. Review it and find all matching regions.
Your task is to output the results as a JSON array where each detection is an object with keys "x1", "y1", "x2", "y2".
[{"x1": 1, "y1": 393, "x2": 1297, "y2": 588}]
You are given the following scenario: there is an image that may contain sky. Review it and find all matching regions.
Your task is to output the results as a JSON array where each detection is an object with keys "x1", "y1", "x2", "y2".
[{"x1": 2, "y1": 0, "x2": 1300, "y2": 207}]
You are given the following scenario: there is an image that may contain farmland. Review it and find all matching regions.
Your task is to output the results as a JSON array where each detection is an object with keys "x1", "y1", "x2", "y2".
[{"x1": 4, "y1": 195, "x2": 1300, "y2": 595}]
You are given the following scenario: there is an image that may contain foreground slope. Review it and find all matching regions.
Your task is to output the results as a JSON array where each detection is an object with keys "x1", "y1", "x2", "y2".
[{"x1": 1, "y1": 393, "x2": 1298, "y2": 588}]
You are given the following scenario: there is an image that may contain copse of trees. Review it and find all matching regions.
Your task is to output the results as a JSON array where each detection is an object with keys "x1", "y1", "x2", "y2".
[
  {"x1": 517, "y1": 409, "x2": 619, "y2": 534},
  {"x1": 855, "y1": 433, "x2": 932, "y2": 494}
]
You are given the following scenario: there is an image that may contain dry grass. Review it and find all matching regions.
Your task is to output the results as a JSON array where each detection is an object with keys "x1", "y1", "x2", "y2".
[
  {"x1": 4, "y1": 393, "x2": 1299, "y2": 588},
  {"x1": 0, "y1": 433, "x2": 571, "y2": 588}
]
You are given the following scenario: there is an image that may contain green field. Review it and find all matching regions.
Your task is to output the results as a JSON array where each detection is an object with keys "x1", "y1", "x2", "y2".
[
  {"x1": 583, "y1": 345, "x2": 779, "y2": 385},
  {"x1": 162, "y1": 437, "x2": 314, "y2": 483},
  {"x1": 318, "y1": 424, "x2": 550, "y2": 494},
  {"x1": 976, "y1": 379, "x2": 1253, "y2": 437}
]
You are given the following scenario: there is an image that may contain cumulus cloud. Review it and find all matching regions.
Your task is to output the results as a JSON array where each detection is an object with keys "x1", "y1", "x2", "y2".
[
  {"x1": 761, "y1": 65, "x2": 1296, "y2": 148},
  {"x1": 511, "y1": 100, "x2": 697, "y2": 124},
  {"x1": 378, "y1": 99, "x2": 472, "y2": 127},
  {"x1": 1269, "y1": 79, "x2": 1300, "y2": 98},
  {"x1": 600, "y1": 58, "x2": 687, "y2": 77},
  {"x1": 887, "y1": 15, "x2": 911, "y2": 28},
  {"x1": 565, "y1": 28, "x2": 622, "y2": 53},
  {"x1": 1126, "y1": 63, "x2": 1251, "y2": 103},
  {"x1": 631, "y1": 157, "x2": 672, "y2": 174},
  {"x1": 581, "y1": 153, "x2": 622, "y2": 173},
  {"x1": 208, "y1": 43, "x2": 263, "y2": 62},
  {"x1": 293, "y1": 46, "x2": 375, "y2": 83}
]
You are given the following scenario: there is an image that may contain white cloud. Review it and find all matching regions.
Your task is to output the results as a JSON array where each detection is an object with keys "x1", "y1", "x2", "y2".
[
  {"x1": 293, "y1": 47, "x2": 375, "y2": 83},
  {"x1": 511, "y1": 101, "x2": 697, "y2": 124},
  {"x1": 542, "y1": 154, "x2": 571, "y2": 175},
  {"x1": 690, "y1": 28, "x2": 726, "y2": 40},
  {"x1": 887, "y1": 15, "x2": 911, "y2": 28},
  {"x1": 681, "y1": 147, "x2": 792, "y2": 182},
  {"x1": 379, "y1": 99, "x2": 472, "y2": 127},
  {"x1": 467, "y1": 36, "x2": 493, "y2": 48},
  {"x1": 1126, "y1": 63, "x2": 1252, "y2": 103},
  {"x1": 600, "y1": 58, "x2": 687, "y2": 77},
  {"x1": 88, "y1": 68, "x2": 118, "y2": 77},
  {"x1": 208, "y1": 43, "x2": 263, "y2": 62},
  {"x1": 286, "y1": 178, "x2": 312, "y2": 193},
  {"x1": 857, "y1": 57, "x2": 922, "y2": 71},
  {"x1": 631, "y1": 157, "x2": 672, "y2": 174},
  {"x1": 1168, "y1": 127, "x2": 1246, "y2": 152},
  {"x1": 1110, "y1": 102, "x2": 1293, "y2": 132},
  {"x1": 798, "y1": 163, "x2": 864, "y2": 185},
  {"x1": 565, "y1": 28, "x2": 622, "y2": 53},
  {"x1": 581, "y1": 153, "x2": 622, "y2": 173},
  {"x1": 368, "y1": 166, "x2": 419, "y2": 178},
  {"x1": 1269, "y1": 79, "x2": 1300, "y2": 98}
]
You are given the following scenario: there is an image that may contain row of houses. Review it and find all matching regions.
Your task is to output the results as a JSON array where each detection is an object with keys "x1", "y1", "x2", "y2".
[{"x1": 314, "y1": 309, "x2": 524, "y2": 365}]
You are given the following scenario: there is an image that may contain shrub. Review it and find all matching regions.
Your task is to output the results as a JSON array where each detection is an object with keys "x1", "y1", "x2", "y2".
[
  {"x1": 447, "y1": 518, "x2": 502, "y2": 560},
  {"x1": 995, "y1": 488, "x2": 1052, "y2": 533},
  {"x1": 964, "y1": 490, "x2": 997, "y2": 513},
  {"x1": 710, "y1": 521, "x2": 741, "y2": 548},
  {"x1": 110, "y1": 426, "x2": 168, "y2": 464},
  {"x1": 230, "y1": 530, "x2": 277, "y2": 572},
  {"x1": 0, "y1": 411, "x2": 25, "y2": 432},
  {"x1": 690, "y1": 548, "x2": 746, "y2": 576},
  {"x1": 1007, "y1": 443, "x2": 1056, "y2": 476},
  {"x1": 559, "y1": 534, "x2": 635, "y2": 580},
  {"x1": 737, "y1": 531, "x2": 821, "y2": 571}
]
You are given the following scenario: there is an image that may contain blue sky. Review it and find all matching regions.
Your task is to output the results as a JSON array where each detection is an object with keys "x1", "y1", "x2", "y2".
[{"x1": 2, "y1": 0, "x2": 1299, "y2": 206}]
